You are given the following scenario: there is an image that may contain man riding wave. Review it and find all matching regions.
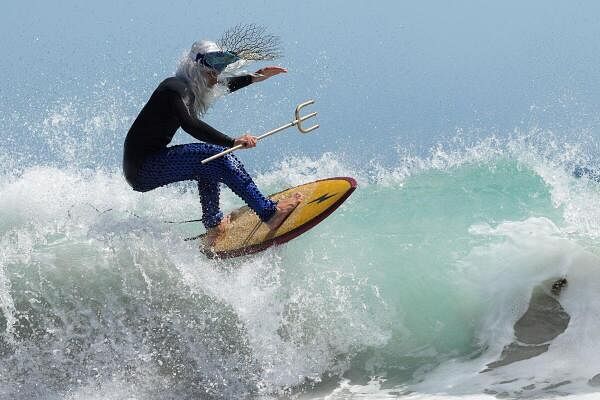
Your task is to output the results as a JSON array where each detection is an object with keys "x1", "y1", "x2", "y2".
[{"x1": 123, "y1": 25, "x2": 302, "y2": 248}]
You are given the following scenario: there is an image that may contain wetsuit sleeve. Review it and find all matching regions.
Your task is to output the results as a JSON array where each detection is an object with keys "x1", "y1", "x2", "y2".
[
  {"x1": 169, "y1": 91, "x2": 235, "y2": 148},
  {"x1": 226, "y1": 75, "x2": 253, "y2": 92}
]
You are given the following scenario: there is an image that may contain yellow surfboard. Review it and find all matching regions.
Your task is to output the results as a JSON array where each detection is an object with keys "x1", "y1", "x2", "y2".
[{"x1": 202, "y1": 177, "x2": 357, "y2": 258}]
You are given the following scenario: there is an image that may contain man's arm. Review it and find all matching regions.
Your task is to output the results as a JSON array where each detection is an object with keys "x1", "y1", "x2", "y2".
[
  {"x1": 226, "y1": 75, "x2": 253, "y2": 92},
  {"x1": 168, "y1": 90, "x2": 235, "y2": 147},
  {"x1": 225, "y1": 66, "x2": 288, "y2": 92}
]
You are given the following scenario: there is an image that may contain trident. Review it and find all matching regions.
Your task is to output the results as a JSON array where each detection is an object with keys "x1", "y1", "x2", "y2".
[{"x1": 201, "y1": 100, "x2": 319, "y2": 164}]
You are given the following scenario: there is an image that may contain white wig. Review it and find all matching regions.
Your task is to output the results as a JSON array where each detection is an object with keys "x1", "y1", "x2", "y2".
[
  {"x1": 175, "y1": 26, "x2": 282, "y2": 116},
  {"x1": 175, "y1": 40, "x2": 228, "y2": 117}
]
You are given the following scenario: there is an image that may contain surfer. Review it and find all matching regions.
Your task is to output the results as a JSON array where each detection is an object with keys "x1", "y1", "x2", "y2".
[{"x1": 123, "y1": 26, "x2": 302, "y2": 247}]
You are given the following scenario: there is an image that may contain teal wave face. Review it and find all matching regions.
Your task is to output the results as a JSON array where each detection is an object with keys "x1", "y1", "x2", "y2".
[{"x1": 284, "y1": 160, "x2": 561, "y2": 380}]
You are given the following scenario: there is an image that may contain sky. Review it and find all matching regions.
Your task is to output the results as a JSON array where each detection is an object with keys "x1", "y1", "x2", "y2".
[{"x1": 3, "y1": 0, "x2": 600, "y2": 170}]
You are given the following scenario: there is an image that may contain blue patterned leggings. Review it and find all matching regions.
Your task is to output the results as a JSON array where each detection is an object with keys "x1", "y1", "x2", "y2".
[{"x1": 131, "y1": 143, "x2": 277, "y2": 228}]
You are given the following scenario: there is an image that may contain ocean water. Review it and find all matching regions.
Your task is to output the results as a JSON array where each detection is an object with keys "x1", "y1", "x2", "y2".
[
  {"x1": 5, "y1": 2, "x2": 600, "y2": 398},
  {"x1": 4, "y1": 117, "x2": 600, "y2": 399}
]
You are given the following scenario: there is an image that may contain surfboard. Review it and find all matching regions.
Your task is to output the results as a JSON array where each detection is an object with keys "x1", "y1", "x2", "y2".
[{"x1": 201, "y1": 176, "x2": 357, "y2": 259}]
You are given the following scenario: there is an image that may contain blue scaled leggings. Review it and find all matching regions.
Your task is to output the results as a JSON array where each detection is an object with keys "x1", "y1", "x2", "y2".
[{"x1": 132, "y1": 143, "x2": 277, "y2": 229}]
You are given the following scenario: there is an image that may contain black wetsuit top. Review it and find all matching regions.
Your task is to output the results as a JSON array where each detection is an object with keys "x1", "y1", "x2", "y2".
[{"x1": 123, "y1": 75, "x2": 252, "y2": 185}]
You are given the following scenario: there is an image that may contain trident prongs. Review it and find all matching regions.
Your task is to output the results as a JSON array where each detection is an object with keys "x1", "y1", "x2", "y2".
[
  {"x1": 295, "y1": 100, "x2": 320, "y2": 133},
  {"x1": 201, "y1": 99, "x2": 320, "y2": 164}
]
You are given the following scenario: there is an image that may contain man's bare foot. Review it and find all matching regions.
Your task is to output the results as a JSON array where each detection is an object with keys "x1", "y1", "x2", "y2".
[
  {"x1": 265, "y1": 192, "x2": 304, "y2": 230},
  {"x1": 203, "y1": 215, "x2": 231, "y2": 248}
]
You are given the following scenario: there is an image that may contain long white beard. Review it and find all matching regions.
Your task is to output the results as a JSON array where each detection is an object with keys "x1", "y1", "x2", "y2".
[{"x1": 175, "y1": 58, "x2": 228, "y2": 117}]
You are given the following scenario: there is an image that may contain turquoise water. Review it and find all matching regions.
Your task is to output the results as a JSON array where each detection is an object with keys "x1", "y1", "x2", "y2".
[
  {"x1": 4, "y1": 137, "x2": 600, "y2": 398},
  {"x1": 5, "y1": 2, "x2": 600, "y2": 398}
]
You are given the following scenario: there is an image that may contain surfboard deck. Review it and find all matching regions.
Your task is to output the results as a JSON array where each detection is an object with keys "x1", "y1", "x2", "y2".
[{"x1": 200, "y1": 176, "x2": 357, "y2": 259}]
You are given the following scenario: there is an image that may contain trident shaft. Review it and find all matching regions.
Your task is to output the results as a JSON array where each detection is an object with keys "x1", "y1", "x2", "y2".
[{"x1": 201, "y1": 100, "x2": 319, "y2": 164}]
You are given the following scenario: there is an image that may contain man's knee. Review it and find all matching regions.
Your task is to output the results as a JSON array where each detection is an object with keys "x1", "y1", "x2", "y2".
[
  {"x1": 205, "y1": 144, "x2": 227, "y2": 156},
  {"x1": 222, "y1": 153, "x2": 243, "y2": 170}
]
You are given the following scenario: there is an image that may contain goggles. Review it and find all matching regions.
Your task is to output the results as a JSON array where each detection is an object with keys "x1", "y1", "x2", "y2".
[{"x1": 195, "y1": 51, "x2": 240, "y2": 73}]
